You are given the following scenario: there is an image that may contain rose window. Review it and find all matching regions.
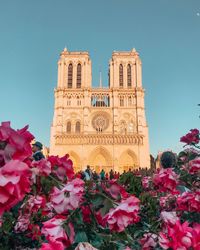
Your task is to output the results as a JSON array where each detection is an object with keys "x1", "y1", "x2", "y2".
[{"x1": 92, "y1": 113, "x2": 109, "y2": 132}]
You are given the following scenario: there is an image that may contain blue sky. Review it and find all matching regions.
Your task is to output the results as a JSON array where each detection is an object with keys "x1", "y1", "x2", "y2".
[{"x1": 0, "y1": 0, "x2": 199, "y2": 157}]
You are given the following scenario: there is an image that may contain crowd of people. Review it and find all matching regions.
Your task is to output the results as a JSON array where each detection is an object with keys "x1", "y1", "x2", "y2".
[
  {"x1": 31, "y1": 141, "x2": 158, "y2": 181},
  {"x1": 75, "y1": 165, "x2": 156, "y2": 181},
  {"x1": 75, "y1": 166, "x2": 121, "y2": 181}
]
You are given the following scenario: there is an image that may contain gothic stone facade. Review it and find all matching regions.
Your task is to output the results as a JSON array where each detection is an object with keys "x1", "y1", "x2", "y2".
[{"x1": 50, "y1": 48, "x2": 150, "y2": 173}]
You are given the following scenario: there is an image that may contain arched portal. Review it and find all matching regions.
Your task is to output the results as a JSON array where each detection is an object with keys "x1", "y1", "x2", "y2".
[
  {"x1": 88, "y1": 147, "x2": 112, "y2": 173},
  {"x1": 68, "y1": 151, "x2": 81, "y2": 172},
  {"x1": 119, "y1": 150, "x2": 138, "y2": 172}
]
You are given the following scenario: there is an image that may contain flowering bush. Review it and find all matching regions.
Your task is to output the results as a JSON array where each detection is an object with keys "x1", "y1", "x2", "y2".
[
  {"x1": 153, "y1": 168, "x2": 179, "y2": 193},
  {"x1": 0, "y1": 123, "x2": 200, "y2": 250}
]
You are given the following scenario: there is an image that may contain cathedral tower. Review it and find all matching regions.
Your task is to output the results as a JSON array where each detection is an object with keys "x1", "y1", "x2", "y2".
[{"x1": 50, "y1": 48, "x2": 150, "y2": 172}]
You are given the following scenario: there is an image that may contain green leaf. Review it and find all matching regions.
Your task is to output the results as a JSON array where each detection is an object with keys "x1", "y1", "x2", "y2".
[
  {"x1": 91, "y1": 194, "x2": 104, "y2": 207},
  {"x1": 75, "y1": 231, "x2": 88, "y2": 243},
  {"x1": 100, "y1": 198, "x2": 113, "y2": 216}
]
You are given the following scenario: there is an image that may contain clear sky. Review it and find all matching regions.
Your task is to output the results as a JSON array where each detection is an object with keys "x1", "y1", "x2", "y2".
[{"x1": 0, "y1": 0, "x2": 199, "y2": 157}]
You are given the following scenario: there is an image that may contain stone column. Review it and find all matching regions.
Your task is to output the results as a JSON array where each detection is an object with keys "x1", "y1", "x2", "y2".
[
  {"x1": 88, "y1": 59, "x2": 92, "y2": 88},
  {"x1": 132, "y1": 63, "x2": 136, "y2": 88},
  {"x1": 71, "y1": 120, "x2": 76, "y2": 133},
  {"x1": 136, "y1": 58, "x2": 142, "y2": 88},
  {"x1": 64, "y1": 62, "x2": 68, "y2": 88},
  {"x1": 83, "y1": 61, "x2": 86, "y2": 88},
  {"x1": 84, "y1": 61, "x2": 88, "y2": 88}
]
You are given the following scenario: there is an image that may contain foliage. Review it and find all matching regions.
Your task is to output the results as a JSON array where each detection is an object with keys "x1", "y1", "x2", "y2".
[{"x1": 0, "y1": 123, "x2": 200, "y2": 250}]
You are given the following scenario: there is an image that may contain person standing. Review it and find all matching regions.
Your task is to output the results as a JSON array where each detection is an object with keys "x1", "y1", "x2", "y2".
[
  {"x1": 100, "y1": 169, "x2": 105, "y2": 180},
  {"x1": 32, "y1": 141, "x2": 45, "y2": 161},
  {"x1": 84, "y1": 165, "x2": 92, "y2": 180},
  {"x1": 109, "y1": 169, "x2": 114, "y2": 180}
]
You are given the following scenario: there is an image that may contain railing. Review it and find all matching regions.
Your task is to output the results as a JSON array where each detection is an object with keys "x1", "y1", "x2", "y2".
[{"x1": 55, "y1": 133, "x2": 144, "y2": 145}]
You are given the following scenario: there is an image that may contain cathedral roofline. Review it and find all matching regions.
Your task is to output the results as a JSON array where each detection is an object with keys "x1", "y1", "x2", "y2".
[
  {"x1": 60, "y1": 48, "x2": 89, "y2": 56},
  {"x1": 112, "y1": 48, "x2": 139, "y2": 56}
]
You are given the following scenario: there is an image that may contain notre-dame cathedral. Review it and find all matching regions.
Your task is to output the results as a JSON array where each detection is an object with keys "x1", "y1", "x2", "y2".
[{"x1": 50, "y1": 48, "x2": 150, "y2": 172}]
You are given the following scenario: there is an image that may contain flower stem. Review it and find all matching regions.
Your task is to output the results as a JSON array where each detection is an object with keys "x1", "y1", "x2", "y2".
[{"x1": 48, "y1": 174, "x2": 64, "y2": 188}]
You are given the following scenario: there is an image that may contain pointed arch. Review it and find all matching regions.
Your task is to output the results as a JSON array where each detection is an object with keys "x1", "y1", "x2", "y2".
[
  {"x1": 77, "y1": 63, "x2": 81, "y2": 88},
  {"x1": 119, "y1": 150, "x2": 138, "y2": 172},
  {"x1": 75, "y1": 121, "x2": 81, "y2": 133},
  {"x1": 88, "y1": 146, "x2": 112, "y2": 172},
  {"x1": 66, "y1": 121, "x2": 71, "y2": 133},
  {"x1": 127, "y1": 64, "x2": 132, "y2": 88},
  {"x1": 68, "y1": 151, "x2": 81, "y2": 171}
]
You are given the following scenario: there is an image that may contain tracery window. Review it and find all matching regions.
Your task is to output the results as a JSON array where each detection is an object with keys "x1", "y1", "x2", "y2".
[
  {"x1": 68, "y1": 64, "x2": 73, "y2": 88},
  {"x1": 127, "y1": 64, "x2": 131, "y2": 88},
  {"x1": 66, "y1": 121, "x2": 71, "y2": 133},
  {"x1": 77, "y1": 63, "x2": 81, "y2": 88},
  {"x1": 119, "y1": 64, "x2": 123, "y2": 87},
  {"x1": 75, "y1": 121, "x2": 81, "y2": 133},
  {"x1": 92, "y1": 113, "x2": 109, "y2": 133}
]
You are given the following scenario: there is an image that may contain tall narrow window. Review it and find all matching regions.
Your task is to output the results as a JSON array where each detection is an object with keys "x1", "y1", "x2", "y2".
[
  {"x1": 120, "y1": 97, "x2": 124, "y2": 107},
  {"x1": 75, "y1": 121, "x2": 81, "y2": 133},
  {"x1": 119, "y1": 64, "x2": 123, "y2": 87},
  {"x1": 67, "y1": 121, "x2": 71, "y2": 133},
  {"x1": 77, "y1": 96, "x2": 81, "y2": 106},
  {"x1": 77, "y1": 63, "x2": 81, "y2": 88},
  {"x1": 127, "y1": 64, "x2": 131, "y2": 88},
  {"x1": 68, "y1": 64, "x2": 73, "y2": 88},
  {"x1": 67, "y1": 97, "x2": 71, "y2": 106}
]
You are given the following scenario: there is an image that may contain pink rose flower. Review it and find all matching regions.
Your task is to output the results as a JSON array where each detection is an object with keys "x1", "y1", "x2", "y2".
[
  {"x1": 31, "y1": 159, "x2": 51, "y2": 176},
  {"x1": 0, "y1": 122, "x2": 34, "y2": 164},
  {"x1": 189, "y1": 157, "x2": 200, "y2": 174},
  {"x1": 14, "y1": 212, "x2": 30, "y2": 232},
  {"x1": 27, "y1": 224, "x2": 42, "y2": 240},
  {"x1": 81, "y1": 206, "x2": 91, "y2": 223},
  {"x1": 192, "y1": 224, "x2": 200, "y2": 250},
  {"x1": 159, "y1": 220, "x2": 193, "y2": 249},
  {"x1": 153, "y1": 168, "x2": 179, "y2": 193},
  {"x1": 104, "y1": 196, "x2": 140, "y2": 232},
  {"x1": 140, "y1": 233, "x2": 157, "y2": 250},
  {"x1": 177, "y1": 191, "x2": 200, "y2": 212},
  {"x1": 0, "y1": 216, "x2": 2, "y2": 227},
  {"x1": 142, "y1": 176, "x2": 151, "y2": 189},
  {"x1": 159, "y1": 193, "x2": 177, "y2": 209},
  {"x1": 48, "y1": 155, "x2": 74, "y2": 181},
  {"x1": 160, "y1": 211, "x2": 179, "y2": 225},
  {"x1": 42, "y1": 216, "x2": 74, "y2": 247},
  {"x1": 40, "y1": 238, "x2": 64, "y2": 250},
  {"x1": 94, "y1": 211, "x2": 107, "y2": 227},
  {"x1": 24, "y1": 195, "x2": 46, "y2": 213},
  {"x1": 102, "y1": 180, "x2": 129, "y2": 200},
  {"x1": 0, "y1": 160, "x2": 31, "y2": 215},
  {"x1": 41, "y1": 202, "x2": 54, "y2": 218},
  {"x1": 50, "y1": 178, "x2": 84, "y2": 213},
  {"x1": 74, "y1": 242, "x2": 98, "y2": 250},
  {"x1": 180, "y1": 128, "x2": 199, "y2": 145}
]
